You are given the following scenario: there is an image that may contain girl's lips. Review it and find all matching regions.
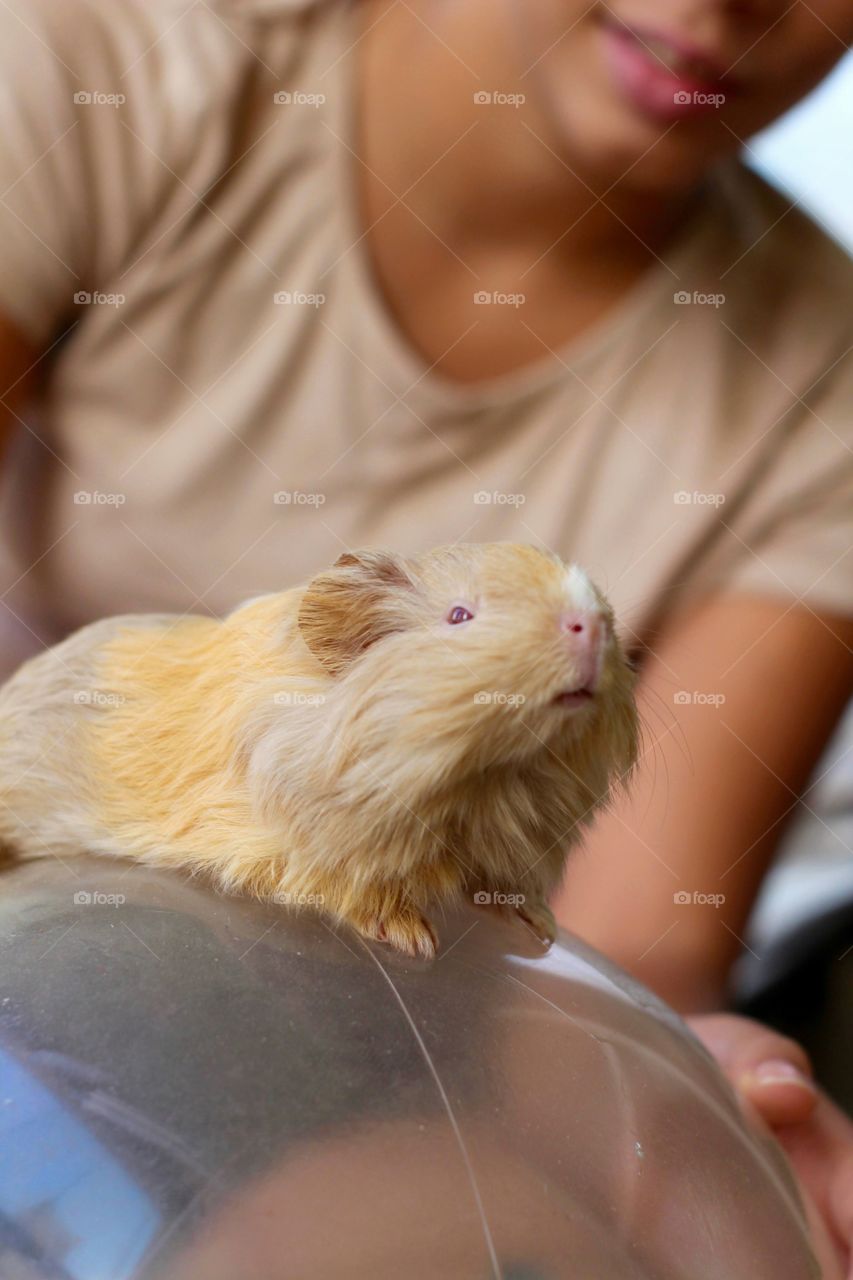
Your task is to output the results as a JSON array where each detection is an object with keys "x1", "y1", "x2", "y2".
[{"x1": 600, "y1": 18, "x2": 734, "y2": 121}]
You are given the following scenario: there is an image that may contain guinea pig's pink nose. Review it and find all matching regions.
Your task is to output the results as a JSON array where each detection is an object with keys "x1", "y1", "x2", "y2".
[
  {"x1": 559, "y1": 610, "x2": 605, "y2": 689},
  {"x1": 560, "y1": 610, "x2": 602, "y2": 647}
]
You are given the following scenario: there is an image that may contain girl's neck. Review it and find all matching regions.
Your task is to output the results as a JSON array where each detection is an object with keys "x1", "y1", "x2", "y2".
[
  {"x1": 356, "y1": 0, "x2": 701, "y2": 271},
  {"x1": 351, "y1": 0, "x2": 710, "y2": 382}
]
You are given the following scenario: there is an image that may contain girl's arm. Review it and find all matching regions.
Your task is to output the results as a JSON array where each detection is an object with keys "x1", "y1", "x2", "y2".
[
  {"x1": 0, "y1": 312, "x2": 37, "y2": 449},
  {"x1": 554, "y1": 591, "x2": 853, "y2": 1012}
]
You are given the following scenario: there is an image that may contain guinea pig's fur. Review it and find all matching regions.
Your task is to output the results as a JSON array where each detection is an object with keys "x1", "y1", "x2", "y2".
[{"x1": 0, "y1": 543, "x2": 638, "y2": 956}]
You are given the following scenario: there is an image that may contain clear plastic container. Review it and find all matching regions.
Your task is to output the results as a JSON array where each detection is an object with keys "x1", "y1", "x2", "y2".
[{"x1": 0, "y1": 857, "x2": 821, "y2": 1278}]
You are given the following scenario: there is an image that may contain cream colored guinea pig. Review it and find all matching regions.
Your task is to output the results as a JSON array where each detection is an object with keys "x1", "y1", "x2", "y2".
[{"x1": 0, "y1": 543, "x2": 638, "y2": 957}]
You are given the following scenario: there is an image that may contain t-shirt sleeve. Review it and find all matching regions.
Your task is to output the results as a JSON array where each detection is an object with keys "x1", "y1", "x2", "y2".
[
  {"x1": 0, "y1": 0, "x2": 98, "y2": 345},
  {"x1": 0, "y1": 0, "x2": 178, "y2": 350},
  {"x1": 717, "y1": 359, "x2": 853, "y2": 619}
]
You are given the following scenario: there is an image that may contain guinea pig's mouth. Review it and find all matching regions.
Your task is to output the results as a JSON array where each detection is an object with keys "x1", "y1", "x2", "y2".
[{"x1": 552, "y1": 687, "x2": 595, "y2": 709}]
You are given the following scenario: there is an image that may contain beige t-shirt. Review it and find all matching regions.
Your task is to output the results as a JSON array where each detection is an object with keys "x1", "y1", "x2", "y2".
[{"x1": 0, "y1": 0, "x2": 850, "y2": 663}]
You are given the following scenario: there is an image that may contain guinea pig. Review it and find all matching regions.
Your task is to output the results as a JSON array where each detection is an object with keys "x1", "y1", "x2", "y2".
[{"x1": 0, "y1": 543, "x2": 638, "y2": 958}]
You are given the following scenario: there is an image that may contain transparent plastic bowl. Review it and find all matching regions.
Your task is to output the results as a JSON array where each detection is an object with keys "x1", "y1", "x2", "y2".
[{"x1": 0, "y1": 857, "x2": 820, "y2": 1279}]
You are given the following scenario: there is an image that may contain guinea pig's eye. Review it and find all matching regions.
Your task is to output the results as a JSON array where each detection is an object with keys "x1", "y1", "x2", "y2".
[{"x1": 447, "y1": 605, "x2": 474, "y2": 625}]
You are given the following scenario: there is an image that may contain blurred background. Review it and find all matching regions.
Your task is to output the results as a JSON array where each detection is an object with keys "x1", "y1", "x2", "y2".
[
  {"x1": 750, "y1": 49, "x2": 853, "y2": 253},
  {"x1": 740, "y1": 52, "x2": 853, "y2": 1106}
]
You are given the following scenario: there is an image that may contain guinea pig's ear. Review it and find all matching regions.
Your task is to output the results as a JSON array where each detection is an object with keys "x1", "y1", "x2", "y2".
[{"x1": 298, "y1": 549, "x2": 417, "y2": 676}]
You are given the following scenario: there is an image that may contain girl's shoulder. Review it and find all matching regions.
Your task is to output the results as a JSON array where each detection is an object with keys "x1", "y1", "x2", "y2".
[
  {"x1": 674, "y1": 160, "x2": 853, "y2": 402},
  {"x1": 706, "y1": 161, "x2": 853, "y2": 333}
]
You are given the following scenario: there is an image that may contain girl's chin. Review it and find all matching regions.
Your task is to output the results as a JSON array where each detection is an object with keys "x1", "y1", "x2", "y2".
[{"x1": 543, "y1": 96, "x2": 719, "y2": 190}]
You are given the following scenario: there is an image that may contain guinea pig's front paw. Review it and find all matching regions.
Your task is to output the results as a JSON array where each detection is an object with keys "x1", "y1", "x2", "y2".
[
  {"x1": 516, "y1": 900, "x2": 557, "y2": 946},
  {"x1": 357, "y1": 905, "x2": 438, "y2": 960}
]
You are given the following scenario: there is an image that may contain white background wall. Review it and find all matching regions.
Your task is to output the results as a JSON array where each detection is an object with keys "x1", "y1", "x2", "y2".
[
  {"x1": 744, "y1": 52, "x2": 853, "y2": 943},
  {"x1": 749, "y1": 50, "x2": 853, "y2": 253}
]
